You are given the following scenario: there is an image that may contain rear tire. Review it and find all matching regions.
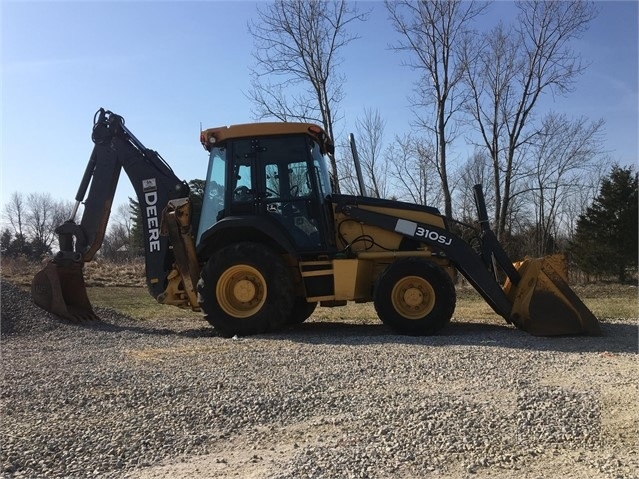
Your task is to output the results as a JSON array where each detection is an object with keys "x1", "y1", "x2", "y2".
[
  {"x1": 374, "y1": 259, "x2": 455, "y2": 335},
  {"x1": 198, "y1": 242, "x2": 294, "y2": 337},
  {"x1": 287, "y1": 297, "x2": 317, "y2": 325}
]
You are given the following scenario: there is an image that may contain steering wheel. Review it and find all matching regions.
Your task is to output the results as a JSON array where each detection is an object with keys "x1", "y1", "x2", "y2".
[
  {"x1": 281, "y1": 201, "x2": 300, "y2": 215},
  {"x1": 233, "y1": 185, "x2": 252, "y2": 201}
]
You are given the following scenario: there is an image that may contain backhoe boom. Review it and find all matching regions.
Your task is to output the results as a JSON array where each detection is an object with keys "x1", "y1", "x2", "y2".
[{"x1": 32, "y1": 109, "x2": 197, "y2": 320}]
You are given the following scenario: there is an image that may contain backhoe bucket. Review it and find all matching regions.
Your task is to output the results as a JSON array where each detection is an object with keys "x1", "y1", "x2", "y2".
[
  {"x1": 503, "y1": 254, "x2": 600, "y2": 336},
  {"x1": 31, "y1": 261, "x2": 98, "y2": 322}
]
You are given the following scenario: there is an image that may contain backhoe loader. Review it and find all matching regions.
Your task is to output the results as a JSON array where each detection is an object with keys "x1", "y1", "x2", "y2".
[{"x1": 31, "y1": 108, "x2": 600, "y2": 337}]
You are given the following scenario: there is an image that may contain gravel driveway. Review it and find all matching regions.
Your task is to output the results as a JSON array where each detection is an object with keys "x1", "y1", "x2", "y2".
[{"x1": 1, "y1": 280, "x2": 637, "y2": 479}]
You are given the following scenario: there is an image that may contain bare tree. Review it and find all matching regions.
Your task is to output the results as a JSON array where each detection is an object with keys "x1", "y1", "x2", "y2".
[
  {"x1": 353, "y1": 108, "x2": 389, "y2": 198},
  {"x1": 248, "y1": 0, "x2": 369, "y2": 193},
  {"x1": 457, "y1": 148, "x2": 493, "y2": 221},
  {"x1": 386, "y1": 134, "x2": 442, "y2": 207},
  {"x1": 101, "y1": 202, "x2": 134, "y2": 260},
  {"x1": 462, "y1": 21, "x2": 519, "y2": 228},
  {"x1": 0, "y1": 192, "x2": 74, "y2": 258},
  {"x1": 464, "y1": 1, "x2": 597, "y2": 240},
  {"x1": 2, "y1": 191, "x2": 27, "y2": 237},
  {"x1": 562, "y1": 164, "x2": 607, "y2": 243},
  {"x1": 25, "y1": 193, "x2": 74, "y2": 256},
  {"x1": 526, "y1": 113, "x2": 608, "y2": 255},
  {"x1": 335, "y1": 141, "x2": 361, "y2": 196},
  {"x1": 26, "y1": 193, "x2": 55, "y2": 253},
  {"x1": 386, "y1": 0, "x2": 488, "y2": 219},
  {"x1": 112, "y1": 203, "x2": 133, "y2": 238},
  {"x1": 336, "y1": 110, "x2": 387, "y2": 198},
  {"x1": 102, "y1": 227, "x2": 129, "y2": 260}
]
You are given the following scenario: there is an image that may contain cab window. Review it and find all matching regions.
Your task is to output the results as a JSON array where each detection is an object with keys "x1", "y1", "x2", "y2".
[{"x1": 197, "y1": 146, "x2": 226, "y2": 244}]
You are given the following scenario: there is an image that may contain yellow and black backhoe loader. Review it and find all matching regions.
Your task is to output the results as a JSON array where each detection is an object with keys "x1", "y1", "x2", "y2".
[{"x1": 32, "y1": 108, "x2": 600, "y2": 337}]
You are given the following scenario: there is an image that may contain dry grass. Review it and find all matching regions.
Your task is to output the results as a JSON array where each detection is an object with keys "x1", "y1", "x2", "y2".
[
  {"x1": 0, "y1": 256, "x2": 146, "y2": 288},
  {"x1": 83, "y1": 259, "x2": 147, "y2": 287},
  {"x1": 0, "y1": 256, "x2": 41, "y2": 286}
]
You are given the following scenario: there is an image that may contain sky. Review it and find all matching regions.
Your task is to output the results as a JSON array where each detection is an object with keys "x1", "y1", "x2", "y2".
[{"x1": 1, "y1": 1, "x2": 638, "y2": 222}]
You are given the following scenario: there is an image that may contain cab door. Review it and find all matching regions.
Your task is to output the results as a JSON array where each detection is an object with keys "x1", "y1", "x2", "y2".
[{"x1": 256, "y1": 136, "x2": 327, "y2": 252}]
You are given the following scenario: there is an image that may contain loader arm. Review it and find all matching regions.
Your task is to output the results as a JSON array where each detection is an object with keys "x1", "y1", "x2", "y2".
[
  {"x1": 32, "y1": 109, "x2": 199, "y2": 320},
  {"x1": 335, "y1": 190, "x2": 600, "y2": 336}
]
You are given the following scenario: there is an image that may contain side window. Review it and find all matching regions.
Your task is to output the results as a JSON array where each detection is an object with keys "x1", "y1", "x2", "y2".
[
  {"x1": 232, "y1": 163, "x2": 253, "y2": 203},
  {"x1": 288, "y1": 161, "x2": 311, "y2": 197},
  {"x1": 231, "y1": 140, "x2": 254, "y2": 204},
  {"x1": 266, "y1": 161, "x2": 310, "y2": 199},
  {"x1": 265, "y1": 163, "x2": 280, "y2": 198}
]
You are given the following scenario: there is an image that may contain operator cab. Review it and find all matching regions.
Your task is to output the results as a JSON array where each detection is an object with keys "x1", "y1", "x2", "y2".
[{"x1": 197, "y1": 123, "x2": 334, "y2": 253}]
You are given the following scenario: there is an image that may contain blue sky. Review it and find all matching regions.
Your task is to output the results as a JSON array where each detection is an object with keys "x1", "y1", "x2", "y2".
[{"x1": 1, "y1": 1, "x2": 637, "y2": 218}]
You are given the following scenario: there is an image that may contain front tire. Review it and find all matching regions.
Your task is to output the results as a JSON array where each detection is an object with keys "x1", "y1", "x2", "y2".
[
  {"x1": 198, "y1": 242, "x2": 294, "y2": 337},
  {"x1": 374, "y1": 259, "x2": 456, "y2": 335}
]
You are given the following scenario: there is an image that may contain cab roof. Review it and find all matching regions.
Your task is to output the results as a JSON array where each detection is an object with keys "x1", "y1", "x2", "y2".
[{"x1": 200, "y1": 122, "x2": 334, "y2": 154}]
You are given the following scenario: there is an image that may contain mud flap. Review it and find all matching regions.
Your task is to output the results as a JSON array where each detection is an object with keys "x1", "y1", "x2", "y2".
[
  {"x1": 31, "y1": 261, "x2": 98, "y2": 322},
  {"x1": 504, "y1": 255, "x2": 600, "y2": 336}
]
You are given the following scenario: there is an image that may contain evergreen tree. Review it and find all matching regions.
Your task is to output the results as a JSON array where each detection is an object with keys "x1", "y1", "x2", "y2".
[
  {"x1": 1, "y1": 229, "x2": 12, "y2": 255},
  {"x1": 570, "y1": 165, "x2": 638, "y2": 282},
  {"x1": 1, "y1": 232, "x2": 32, "y2": 258},
  {"x1": 29, "y1": 237, "x2": 51, "y2": 260}
]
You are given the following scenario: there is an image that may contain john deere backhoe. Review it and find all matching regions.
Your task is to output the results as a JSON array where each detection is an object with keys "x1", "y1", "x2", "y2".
[{"x1": 31, "y1": 108, "x2": 600, "y2": 337}]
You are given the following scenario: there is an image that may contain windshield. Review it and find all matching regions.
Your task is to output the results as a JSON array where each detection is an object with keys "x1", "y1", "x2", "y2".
[
  {"x1": 197, "y1": 146, "x2": 226, "y2": 244},
  {"x1": 311, "y1": 141, "x2": 332, "y2": 197}
]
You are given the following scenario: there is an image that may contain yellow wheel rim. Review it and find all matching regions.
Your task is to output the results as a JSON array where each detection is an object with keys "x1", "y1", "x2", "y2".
[
  {"x1": 391, "y1": 275, "x2": 436, "y2": 320},
  {"x1": 216, "y1": 265, "x2": 267, "y2": 318}
]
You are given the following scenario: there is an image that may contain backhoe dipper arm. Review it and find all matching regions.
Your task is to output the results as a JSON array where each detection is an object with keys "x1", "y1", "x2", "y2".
[
  {"x1": 335, "y1": 200, "x2": 514, "y2": 321},
  {"x1": 56, "y1": 109, "x2": 190, "y2": 299}
]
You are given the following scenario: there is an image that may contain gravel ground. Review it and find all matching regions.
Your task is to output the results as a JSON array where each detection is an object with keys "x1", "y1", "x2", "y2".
[{"x1": 1, "y1": 279, "x2": 638, "y2": 479}]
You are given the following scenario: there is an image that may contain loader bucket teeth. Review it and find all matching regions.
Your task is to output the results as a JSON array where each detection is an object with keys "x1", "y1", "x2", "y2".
[
  {"x1": 504, "y1": 254, "x2": 600, "y2": 336},
  {"x1": 31, "y1": 261, "x2": 99, "y2": 322}
]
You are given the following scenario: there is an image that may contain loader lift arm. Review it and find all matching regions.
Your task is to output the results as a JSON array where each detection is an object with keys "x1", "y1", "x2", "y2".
[
  {"x1": 334, "y1": 186, "x2": 600, "y2": 335},
  {"x1": 32, "y1": 108, "x2": 199, "y2": 320}
]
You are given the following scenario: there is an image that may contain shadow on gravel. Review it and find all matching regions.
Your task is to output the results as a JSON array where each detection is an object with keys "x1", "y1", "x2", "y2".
[
  {"x1": 35, "y1": 316, "x2": 221, "y2": 339},
  {"x1": 34, "y1": 312, "x2": 637, "y2": 355},
  {"x1": 280, "y1": 320, "x2": 638, "y2": 355}
]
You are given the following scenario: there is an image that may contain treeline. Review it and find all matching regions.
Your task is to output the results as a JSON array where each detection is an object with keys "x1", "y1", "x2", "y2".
[
  {"x1": 0, "y1": 180, "x2": 204, "y2": 263},
  {"x1": 1, "y1": 193, "x2": 74, "y2": 261},
  {"x1": 1, "y1": 165, "x2": 636, "y2": 282}
]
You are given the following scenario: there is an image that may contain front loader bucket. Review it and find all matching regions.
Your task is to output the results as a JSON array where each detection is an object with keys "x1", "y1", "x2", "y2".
[
  {"x1": 503, "y1": 254, "x2": 600, "y2": 336},
  {"x1": 31, "y1": 261, "x2": 98, "y2": 322}
]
